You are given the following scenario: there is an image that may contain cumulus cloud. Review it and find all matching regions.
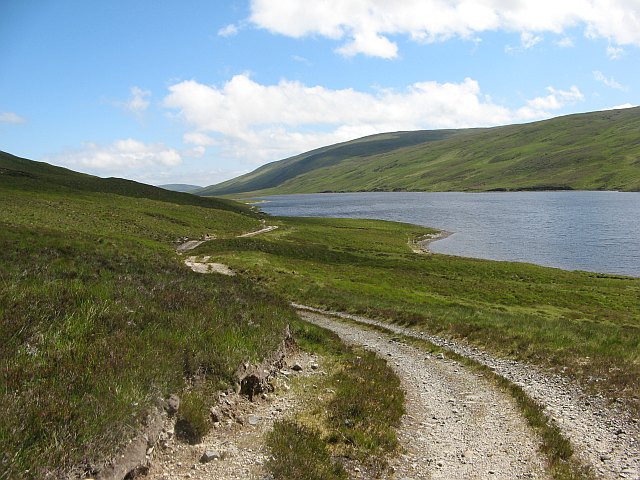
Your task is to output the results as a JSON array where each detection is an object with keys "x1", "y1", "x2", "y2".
[
  {"x1": 336, "y1": 31, "x2": 399, "y2": 58},
  {"x1": 593, "y1": 70, "x2": 626, "y2": 90},
  {"x1": 163, "y1": 74, "x2": 582, "y2": 165},
  {"x1": 51, "y1": 139, "x2": 182, "y2": 176},
  {"x1": 0, "y1": 111, "x2": 26, "y2": 124},
  {"x1": 516, "y1": 86, "x2": 584, "y2": 119},
  {"x1": 520, "y1": 31, "x2": 543, "y2": 49},
  {"x1": 557, "y1": 36, "x2": 574, "y2": 47},
  {"x1": 606, "y1": 103, "x2": 636, "y2": 110},
  {"x1": 218, "y1": 23, "x2": 239, "y2": 37},
  {"x1": 183, "y1": 132, "x2": 216, "y2": 146},
  {"x1": 606, "y1": 44, "x2": 624, "y2": 59},
  {"x1": 114, "y1": 86, "x2": 151, "y2": 120},
  {"x1": 249, "y1": 0, "x2": 640, "y2": 58}
]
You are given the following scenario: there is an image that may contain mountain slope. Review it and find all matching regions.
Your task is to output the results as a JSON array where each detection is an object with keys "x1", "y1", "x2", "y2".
[
  {"x1": 196, "y1": 130, "x2": 460, "y2": 195},
  {"x1": 198, "y1": 107, "x2": 640, "y2": 195},
  {"x1": 159, "y1": 183, "x2": 202, "y2": 193},
  {"x1": 0, "y1": 151, "x2": 251, "y2": 214}
]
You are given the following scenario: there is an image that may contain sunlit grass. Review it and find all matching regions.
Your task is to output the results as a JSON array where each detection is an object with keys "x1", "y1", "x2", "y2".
[
  {"x1": 198, "y1": 216, "x2": 640, "y2": 412},
  {"x1": 0, "y1": 183, "x2": 288, "y2": 479}
]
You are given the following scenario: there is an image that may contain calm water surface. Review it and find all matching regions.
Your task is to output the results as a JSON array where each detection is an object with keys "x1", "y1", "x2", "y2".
[{"x1": 255, "y1": 192, "x2": 640, "y2": 277}]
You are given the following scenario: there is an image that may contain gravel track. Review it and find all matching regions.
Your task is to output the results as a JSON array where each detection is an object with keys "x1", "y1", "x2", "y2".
[
  {"x1": 299, "y1": 310, "x2": 551, "y2": 480},
  {"x1": 295, "y1": 304, "x2": 640, "y2": 480}
]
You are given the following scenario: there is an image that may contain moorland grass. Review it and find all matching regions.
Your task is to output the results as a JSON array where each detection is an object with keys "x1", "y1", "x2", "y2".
[
  {"x1": 0, "y1": 178, "x2": 289, "y2": 479},
  {"x1": 195, "y1": 216, "x2": 640, "y2": 412}
]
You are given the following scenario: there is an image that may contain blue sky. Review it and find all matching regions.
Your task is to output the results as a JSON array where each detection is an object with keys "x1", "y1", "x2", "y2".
[{"x1": 1, "y1": 0, "x2": 638, "y2": 187}]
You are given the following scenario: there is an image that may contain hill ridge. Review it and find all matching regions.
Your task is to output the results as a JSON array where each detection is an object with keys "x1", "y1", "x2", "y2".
[{"x1": 197, "y1": 107, "x2": 640, "y2": 195}]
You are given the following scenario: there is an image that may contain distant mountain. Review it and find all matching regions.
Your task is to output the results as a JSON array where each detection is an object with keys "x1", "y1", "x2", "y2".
[
  {"x1": 158, "y1": 183, "x2": 202, "y2": 193},
  {"x1": 0, "y1": 151, "x2": 250, "y2": 215},
  {"x1": 197, "y1": 107, "x2": 640, "y2": 195}
]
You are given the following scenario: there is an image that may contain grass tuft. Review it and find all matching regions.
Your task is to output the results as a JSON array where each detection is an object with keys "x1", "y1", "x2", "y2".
[
  {"x1": 176, "y1": 391, "x2": 212, "y2": 444},
  {"x1": 268, "y1": 421, "x2": 348, "y2": 480}
]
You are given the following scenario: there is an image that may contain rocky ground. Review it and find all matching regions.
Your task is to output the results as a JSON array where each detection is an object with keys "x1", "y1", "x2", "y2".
[
  {"x1": 295, "y1": 304, "x2": 640, "y2": 480},
  {"x1": 143, "y1": 351, "x2": 322, "y2": 480}
]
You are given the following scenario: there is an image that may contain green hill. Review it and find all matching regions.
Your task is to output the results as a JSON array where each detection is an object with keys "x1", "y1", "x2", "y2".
[
  {"x1": 0, "y1": 151, "x2": 248, "y2": 214},
  {"x1": 0, "y1": 153, "x2": 291, "y2": 479},
  {"x1": 158, "y1": 183, "x2": 202, "y2": 193},
  {"x1": 198, "y1": 107, "x2": 640, "y2": 195}
]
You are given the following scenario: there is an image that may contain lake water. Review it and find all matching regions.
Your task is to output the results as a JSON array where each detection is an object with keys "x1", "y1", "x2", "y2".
[{"x1": 255, "y1": 192, "x2": 640, "y2": 277}]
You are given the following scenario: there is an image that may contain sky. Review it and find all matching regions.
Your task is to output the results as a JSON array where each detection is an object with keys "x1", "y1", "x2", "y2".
[{"x1": 1, "y1": 0, "x2": 638, "y2": 187}]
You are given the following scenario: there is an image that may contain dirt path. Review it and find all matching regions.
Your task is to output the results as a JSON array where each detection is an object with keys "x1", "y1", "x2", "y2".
[
  {"x1": 298, "y1": 310, "x2": 551, "y2": 480},
  {"x1": 179, "y1": 224, "x2": 278, "y2": 274},
  {"x1": 176, "y1": 238, "x2": 212, "y2": 253},
  {"x1": 144, "y1": 351, "x2": 322, "y2": 480},
  {"x1": 295, "y1": 304, "x2": 640, "y2": 480},
  {"x1": 238, "y1": 225, "x2": 278, "y2": 237}
]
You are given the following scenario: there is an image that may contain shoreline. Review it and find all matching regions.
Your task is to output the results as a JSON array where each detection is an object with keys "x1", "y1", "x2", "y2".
[{"x1": 415, "y1": 230, "x2": 453, "y2": 253}]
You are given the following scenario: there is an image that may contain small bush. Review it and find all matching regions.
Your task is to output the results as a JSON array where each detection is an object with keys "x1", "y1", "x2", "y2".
[{"x1": 176, "y1": 391, "x2": 211, "y2": 444}]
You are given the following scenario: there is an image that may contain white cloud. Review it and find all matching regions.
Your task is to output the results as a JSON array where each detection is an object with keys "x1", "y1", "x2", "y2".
[
  {"x1": 218, "y1": 23, "x2": 239, "y2": 37},
  {"x1": 51, "y1": 139, "x2": 182, "y2": 175},
  {"x1": 516, "y1": 86, "x2": 584, "y2": 119},
  {"x1": 164, "y1": 74, "x2": 583, "y2": 165},
  {"x1": 183, "y1": 145, "x2": 207, "y2": 158},
  {"x1": 605, "y1": 103, "x2": 636, "y2": 110},
  {"x1": 0, "y1": 111, "x2": 26, "y2": 124},
  {"x1": 249, "y1": 0, "x2": 640, "y2": 58},
  {"x1": 606, "y1": 44, "x2": 624, "y2": 59},
  {"x1": 520, "y1": 31, "x2": 542, "y2": 49},
  {"x1": 336, "y1": 31, "x2": 399, "y2": 58},
  {"x1": 557, "y1": 36, "x2": 574, "y2": 47},
  {"x1": 183, "y1": 132, "x2": 216, "y2": 146},
  {"x1": 292, "y1": 55, "x2": 312, "y2": 65},
  {"x1": 115, "y1": 86, "x2": 151, "y2": 119},
  {"x1": 593, "y1": 70, "x2": 626, "y2": 90}
]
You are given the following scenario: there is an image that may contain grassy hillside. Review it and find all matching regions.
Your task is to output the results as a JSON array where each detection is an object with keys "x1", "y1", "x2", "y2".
[
  {"x1": 199, "y1": 107, "x2": 640, "y2": 195},
  {"x1": 196, "y1": 130, "x2": 459, "y2": 195},
  {"x1": 0, "y1": 151, "x2": 247, "y2": 214},
  {"x1": 0, "y1": 155, "x2": 293, "y2": 479}
]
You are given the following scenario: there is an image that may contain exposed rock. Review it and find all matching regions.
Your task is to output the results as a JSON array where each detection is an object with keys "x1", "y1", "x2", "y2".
[
  {"x1": 96, "y1": 405, "x2": 165, "y2": 480},
  {"x1": 209, "y1": 407, "x2": 220, "y2": 423},
  {"x1": 166, "y1": 394, "x2": 180, "y2": 415},
  {"x1": 247, "y1": 415, "x2": 260, "y2": 426},
  {"x1": 200, "y1": 449, "x2": 223, "y2": 463}
]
